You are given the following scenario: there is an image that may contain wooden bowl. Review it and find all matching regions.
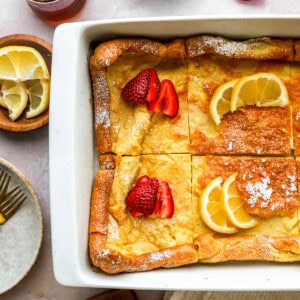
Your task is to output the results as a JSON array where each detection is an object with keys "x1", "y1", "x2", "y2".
[{"x1": 0, "y1": 34, "x2": 52, "y2": 132}]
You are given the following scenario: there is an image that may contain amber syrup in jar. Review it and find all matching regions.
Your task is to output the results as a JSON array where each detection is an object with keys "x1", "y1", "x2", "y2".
[{"x1": 26, "y1": 0, "x2": 87, "y2": 25}]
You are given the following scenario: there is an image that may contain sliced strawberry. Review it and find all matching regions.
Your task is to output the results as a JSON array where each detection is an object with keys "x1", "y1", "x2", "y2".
[
  {"x1": 147, "y1": 92, "x2": 162, "y2": 113},
  {"x1": 147, "y1": 79, "x2": 179, "y2": 118},
  {"x1": 153, "y1": 196, "x2": 162, "y2": 213},
  {"x1": 145, "y1": 69, "x2": 160, "y2": 102},
  {"x1": 126, "y1": 176, "x2": 159, "y2": 217},
  {"x1": 121, "y1": 68, "x2": 159, "y2": 105},
  {"x1": 147, "y1": 79, "x2": 167, "y2": 113},
  {"x1": 157, "y1": 181, "x2": 174, "y2": 218}
]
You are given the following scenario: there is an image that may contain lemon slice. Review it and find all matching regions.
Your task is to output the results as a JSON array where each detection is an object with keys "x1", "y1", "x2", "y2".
[
  {"x1": 221, "y1": 173, "x2": 259, "y2": 229},
  {"x1": 0, "y1": 46, "x2": 50, "y2": 81},
  {"x1": 199, "y1": 176, "x2": 239, "y2": 234},
  {"x1": 26, "y1": 79, "x2": 50, "y2": 119},
  {"x1": 0, "y1": 80, "x2": 28, "y2": 121},
  {"x1": 230, "y1": 72, "x2": 289, "y2": 112},
  {"x1": 0, "y1": 81, "x2": 7, "y2": 108},
  {"x1": 209, "y1": 79, "x2": 238, "y2": 125}
]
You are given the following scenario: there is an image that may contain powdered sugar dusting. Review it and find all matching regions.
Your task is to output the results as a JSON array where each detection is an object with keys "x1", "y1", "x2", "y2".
[
  {"x1": 97, "y1": 248, "x2": 110, "y2": 257},
  {"x1": 96, "y1": 249, "x2": 123, "y2": 271},
  {"x1": 127, "y1": 249, "x2": 174, "y2": 272},
  {"x1": 95, "y1": 106, "x2": 110, "y2": 129},
  {"x1": 288, "y1": 175, "x2": 297, "y2": 192},
  {"x1": 100, "y1": 159, "x2": 115, "y2": 170},
  {"x1": 91, "y1": 69, "x2": 111, "y2": 130},
  {"x1": 246, "y1": 176, "x2": 273, "y2": 208},
  {"x1": 108, "y1": 216, "x2": 119, "y2": 240},
  {"x1": 149, "y1": 250, "x2": 173, "y2": 262},
  {"x1": 271, "y1": 201, "x2": 285, "y2": 211},
  {"x1": 202, "y1": 36, "x2": 248, "y2": 57}
]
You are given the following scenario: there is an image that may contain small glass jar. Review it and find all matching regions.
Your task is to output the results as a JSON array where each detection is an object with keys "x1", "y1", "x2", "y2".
[{"x1": 26, "y1": 0, "x2": 87, "y2": 25}]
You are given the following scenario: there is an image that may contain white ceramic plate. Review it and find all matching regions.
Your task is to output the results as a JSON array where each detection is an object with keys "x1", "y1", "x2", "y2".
[
  {"x1": 49, "y1": 16, "x2": 300, "y2": 291},
  {"x1": 0, "y1": 158, "x2": 43, "y2": 295}
]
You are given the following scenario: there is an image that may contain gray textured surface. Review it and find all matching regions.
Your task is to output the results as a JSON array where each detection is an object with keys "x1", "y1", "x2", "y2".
[{"x1": 164, "y1": 291, "x2": 300, "y2": 300}]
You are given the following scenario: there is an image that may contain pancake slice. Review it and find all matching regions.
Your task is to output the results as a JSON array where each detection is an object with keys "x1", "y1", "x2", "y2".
[
  {"x1": 90, "y1": 38, "x2": 190, "y2": 156},
  {"x1": 89, "y1": 154, "x2": 198, "y2": 274},
  {"x1": 188, "y1": 55, "x2": 292, "y2": 155},
  {"x1": 192, "y1": 155, "x2": 300, "y2": 262}
]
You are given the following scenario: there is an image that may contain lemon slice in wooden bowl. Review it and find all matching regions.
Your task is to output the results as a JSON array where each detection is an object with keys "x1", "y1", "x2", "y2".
[
  {"x1": 0, "y1": 80, "x2": 28, "y2": 121},
  {"x1": 0, "y1": 34, "x2": 51, "y2": 132},
  {"x1": 25, "y1": 79, "x2": 50, "y2": 119},
  {"x1": 0, "y1": 45, "x2": 50, "y2": 81}
]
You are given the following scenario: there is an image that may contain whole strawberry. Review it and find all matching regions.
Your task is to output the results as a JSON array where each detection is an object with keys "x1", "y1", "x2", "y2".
[
  {"x1": 126, "y1": 175, "x2": 159, "y2": 217},
  {"x1": 122, "y1": 69, "x2": 160, "y2": 104}
]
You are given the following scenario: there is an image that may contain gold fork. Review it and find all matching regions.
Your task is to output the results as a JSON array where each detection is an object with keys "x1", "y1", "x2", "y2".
[
  {"x1": 0, "y1": 169, "x2": 27, "y2": 225},
  {"x1": 0, "y1": 168, "x2": 10, "y2": 200}
]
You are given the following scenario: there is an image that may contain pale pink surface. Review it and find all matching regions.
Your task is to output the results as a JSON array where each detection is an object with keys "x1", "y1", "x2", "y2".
[{"x1": 1, "y1": 0, "x2": 300, "y2": 299}]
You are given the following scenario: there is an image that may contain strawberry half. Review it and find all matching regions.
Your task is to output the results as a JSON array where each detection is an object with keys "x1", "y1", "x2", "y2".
[
  {"x1": 122, "y1": 68, "x2": 160, "y2": 105},
  {"x1": 126, "y1": 176, "x2": 174, "y2": 219},
  {"x1": 157, "y1": 181, "x2": 174, "y2": 218},
  {"x1": 126, "y1": 176, "x2": 159, "y2": 216},
  {"x1": 146, "y1": 70, "x2": 160, "y2": 102},
  {"x1": 147, "y1": 79, "x2": 179, "y2": 118}
]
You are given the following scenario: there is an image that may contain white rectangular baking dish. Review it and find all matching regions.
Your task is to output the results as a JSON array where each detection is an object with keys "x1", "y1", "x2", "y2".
[{"x1": 49, "y1": 16, "x2": 300, "y2": 290}]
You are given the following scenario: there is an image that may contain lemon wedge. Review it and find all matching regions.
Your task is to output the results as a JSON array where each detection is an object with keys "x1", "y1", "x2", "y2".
[
  {"x1": 221, "y1": 173, "x2": 259, "y2": 229},
  {"x1": 0, "y1": 80, "x2": 28, "y2": 121},
  {"x1": 230, "y1": 72, "x2": 289, "y2": 112},
  {"x1": 26, "y1": 79, "x2": 50, "y2": 118},
  {"x1": 0, "y1": 81, "x2": 7, "y2": 108},
  {"x1": 0, "y1": 46, "x2": 50, "y2": 81},
  {"x1": 209, "y1": 79, "x2": 238, "y2": 125},
  {"x1": 209, "y1": 73, "x2": 289, "y2": 125},
  {"x1": 199, "y1": 176, "x2": 239, "y2": 234},
  {"x1": 0, "y1": 46, "x2": 50, "y2": 121}
]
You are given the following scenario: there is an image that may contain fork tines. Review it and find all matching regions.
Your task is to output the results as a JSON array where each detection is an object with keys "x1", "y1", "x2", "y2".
[
  {"x1": 0, "y1": 186, "x2": 27, "y2": 220},
  {"x1": 0, "y1": 168, "x2": 11, "y2": 200}
]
